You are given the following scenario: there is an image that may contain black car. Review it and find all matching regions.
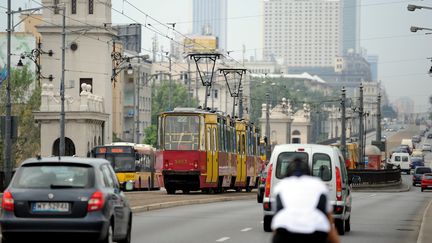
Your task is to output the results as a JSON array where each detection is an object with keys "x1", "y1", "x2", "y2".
[
  {"x1": 412, "y1": 166, "x2": 432, "y2": 186},
  {"x1": 0, "y1": 157, "x2": 132, "y2": 243}
]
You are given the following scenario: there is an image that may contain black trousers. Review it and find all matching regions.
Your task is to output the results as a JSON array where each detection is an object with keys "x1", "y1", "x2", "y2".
[{"x1": 272, "y1": 228, "x2": 328, "y2": 243}]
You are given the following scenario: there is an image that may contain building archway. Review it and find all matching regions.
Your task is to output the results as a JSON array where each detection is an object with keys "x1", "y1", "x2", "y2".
[{"x1": 52, "y1": 137, "x2": 76, "y2": 156}]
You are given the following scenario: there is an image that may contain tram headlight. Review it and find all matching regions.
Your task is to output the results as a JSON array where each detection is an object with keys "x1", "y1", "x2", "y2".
[{"x1": 194, "y1": 160, "x2": 198, "y2": 169}]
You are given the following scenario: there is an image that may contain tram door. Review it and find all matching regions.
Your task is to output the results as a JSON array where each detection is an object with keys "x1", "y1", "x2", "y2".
[
  {"x1": 205, "y1": 124, "x2": 218, "y2": 183},
  {"x1": 237, "y1": 130, "x2": 247, "y2": 184}
]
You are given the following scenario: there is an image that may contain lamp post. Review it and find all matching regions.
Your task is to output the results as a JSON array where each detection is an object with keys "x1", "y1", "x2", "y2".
[{"x1": 4, "y1": 3, "x2": 59, "y2": 184}]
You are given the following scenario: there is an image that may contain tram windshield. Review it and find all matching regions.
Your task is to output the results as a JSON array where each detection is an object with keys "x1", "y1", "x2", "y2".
[{"x1": 164, "y1": 115, "x2": 200, "y2": 150}]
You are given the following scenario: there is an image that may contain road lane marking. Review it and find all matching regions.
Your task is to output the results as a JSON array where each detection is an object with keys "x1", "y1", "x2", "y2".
[
  {"x1": 241, "y1": 228, "x2": 252, "y2": 232},
  {"x1": 216, "y1": 237, "x2": 230, "y2": 242}
]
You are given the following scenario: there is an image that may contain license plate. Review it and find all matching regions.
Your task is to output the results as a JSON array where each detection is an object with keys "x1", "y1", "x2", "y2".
[{"x1": 32, "y1": 202, "x2": 70, "y2": 212}]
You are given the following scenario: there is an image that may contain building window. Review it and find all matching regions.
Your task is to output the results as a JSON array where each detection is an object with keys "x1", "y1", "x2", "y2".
[
  {"x1": 80, "y1": 78, "x2": 93, "y2": 95},
  {"x1": 54, "y1": 0, "x2": 60, "y2": 14},
  {"x1": 89, "y1": 0, "x2": 94, "y2": 14},
  {"x1": 71, "y1": 0, "x2": 77, "y2": 14}
]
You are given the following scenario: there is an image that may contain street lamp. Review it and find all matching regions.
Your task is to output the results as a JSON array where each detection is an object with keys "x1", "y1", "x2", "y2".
[
  {"x1": 407, "y1": 4, "x2": 432, "y2": 12},
  {"x1": 111, "y1": 52, "x2": 149, "y2": 81},
  {"x1": 410, "y1": 26, "x2": 432, "y2": 33},
  {"x1": 16, "y1": 43, "x2": 54, "y2": 83}
]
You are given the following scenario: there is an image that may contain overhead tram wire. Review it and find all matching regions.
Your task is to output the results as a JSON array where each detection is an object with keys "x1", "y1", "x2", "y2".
[
  {"x1": 117, "y1": 0, "x2": 249, "y2": 71},
  {"x1": 26, "y1": 3, "x2": 191, "y2": 79}
]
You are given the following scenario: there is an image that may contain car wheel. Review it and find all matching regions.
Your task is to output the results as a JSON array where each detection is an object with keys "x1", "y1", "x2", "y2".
[
  {"x1": 118, "y1": 215, "x2": 132, "y2": 243},
  {"x1": 335, "y1": 219, "x2": 346, "y2": 235},
  {"x1": 263, "y1": 215, "x2": 272, "y2": 232},
  {"x1": 345, "y1": 217, "x2": 351, "y2": 232},
  {"x1": 421, "y1": 188, "x2": 424, "y2": 192},
  {"x1": 100, "y1": 222, "x2": 113, "y2": 243},
  {"x1": 413, "y1": 182, "x2": 416, "y2": 186}
]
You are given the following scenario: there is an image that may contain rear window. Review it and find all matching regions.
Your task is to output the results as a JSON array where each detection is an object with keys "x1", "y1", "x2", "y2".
[
  {"x1": 12, "y1": 164, "x2": 94, "y2": 189},
  {"x1": 394, "y1": 156, "x2": 401, "y2": 162},
  {"x1": 312, "y1": 153, "x2": 332, "y2": 181},
  {"x1": 402, "y1": 156, "x2": 409, "y2": 162},
  {"x1": 416, "y1": 168, "x2": 432, "y2": 174},
  {"x1": 275, "y1": 152, "x2": 308, "y2": 179}
]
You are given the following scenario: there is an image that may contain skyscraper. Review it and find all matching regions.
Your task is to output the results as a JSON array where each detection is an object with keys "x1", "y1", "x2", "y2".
[
  {"x1": 192, "y1": 0, "x2": 227, "y2": 52},
  {"x1": 342, "y1": 0, "x2": 360, "y2": 54},
  {"x1": 263, "y1": 0, "x2": 342, "y2": 68}
]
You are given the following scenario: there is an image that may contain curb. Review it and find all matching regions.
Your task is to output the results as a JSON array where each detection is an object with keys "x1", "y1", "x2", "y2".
[
  {"x1": 417, "y1": 199, "x2": 432, "y2": 243},
  {"x1": 352, "y1": 184, "x2": 410, "y2": 193},
  {"x1": 131, "y1": 195, "x2": 254, "y2": 213}
]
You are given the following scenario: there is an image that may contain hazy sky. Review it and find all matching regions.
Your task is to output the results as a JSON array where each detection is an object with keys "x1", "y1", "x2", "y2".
[{"x1": 2, "y1": 0, "x2": 432, "y2": 112}]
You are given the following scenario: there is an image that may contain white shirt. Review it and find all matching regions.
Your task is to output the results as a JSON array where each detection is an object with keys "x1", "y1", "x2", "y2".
[{"x1": 271, "y1": 175, "x2": 332, "y2": 234}]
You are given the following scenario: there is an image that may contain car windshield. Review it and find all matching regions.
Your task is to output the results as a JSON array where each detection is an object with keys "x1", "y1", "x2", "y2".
[
  {"x1": 163, "y1": 115, "x2": 200, "y2": 150},
  {"x1": 104, "y1": 155, "x2": 136, "y2": 172},
  {"x1": 12, "y1": 164, "x2": 93, "y2": 189},
  {"x1": 416, "y1": 168, "x2": 432, "y2": 174}
]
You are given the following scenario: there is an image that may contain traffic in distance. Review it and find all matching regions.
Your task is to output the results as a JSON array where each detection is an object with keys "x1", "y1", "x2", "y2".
[{"x1": 1, "y1": 116, "x2": 431, "y2": 242}]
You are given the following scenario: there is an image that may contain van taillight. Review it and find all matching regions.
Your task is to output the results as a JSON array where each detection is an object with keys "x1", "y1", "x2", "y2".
[
  {"x1": 264, "y1": 164, "x2": 273, "y2": 198},
  {"x1": 88, "y1": 191, "x2": 105, "y2": 212},
  {"x1": 1, "y1": 191, "x2": 14, "y2": 211},
  {"x1": 336, "y1": 167, "x2": 342, "y2": 201}
]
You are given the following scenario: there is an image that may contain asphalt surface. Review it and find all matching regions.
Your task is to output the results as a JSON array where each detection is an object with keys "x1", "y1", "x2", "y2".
[{"x1": 128, "y1": 175, "x2": 432, "y2": 243}]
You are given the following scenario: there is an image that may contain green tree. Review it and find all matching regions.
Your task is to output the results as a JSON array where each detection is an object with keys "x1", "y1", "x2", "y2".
[
  {"x1": 0, "y1": 66, "x2": 41, "y2": 168},
  {"x1": 142, "y1": 125, "x2": 157, "y2": 146}
]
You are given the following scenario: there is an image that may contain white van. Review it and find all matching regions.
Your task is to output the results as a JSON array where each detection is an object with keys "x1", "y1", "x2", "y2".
[
  {"x1": 262, "y1": 144, "x2": 352, "y2": 235},
  {"x1": 389, "y1": 152, "x2": 411, "y2": 173}
]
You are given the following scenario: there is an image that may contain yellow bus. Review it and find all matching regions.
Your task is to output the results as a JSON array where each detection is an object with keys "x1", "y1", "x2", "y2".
[{"x1": 92, "y1": 142, "x2": 162, "y2": 191}]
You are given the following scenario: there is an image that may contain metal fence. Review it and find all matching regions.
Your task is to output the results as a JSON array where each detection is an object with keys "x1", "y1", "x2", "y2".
[{"x1": 347, "y1": 169, "x2": 401, "y2": 186}]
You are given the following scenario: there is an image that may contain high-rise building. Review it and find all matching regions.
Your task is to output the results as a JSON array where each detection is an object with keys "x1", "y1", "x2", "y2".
[
  {"x1": 192, "y1": 0, "x2": 227, "y2": 51},
  {"x1": 342, "y1": 0, "x2": 360, "y2": 54},
  {"x1": 366, "y1": 55, "x2": 378, "y2": 82},
  {"x1": 263, "y1": 0, "x2": 342, "y2": 67}
]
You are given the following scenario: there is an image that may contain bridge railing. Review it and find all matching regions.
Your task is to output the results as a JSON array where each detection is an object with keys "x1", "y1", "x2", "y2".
[{"x1": 347, "y1": 169, "x2": 401, "y2": 187}]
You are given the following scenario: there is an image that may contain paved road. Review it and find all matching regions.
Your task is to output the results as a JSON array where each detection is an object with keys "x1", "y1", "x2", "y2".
[{"x1": 130, "y1": 174, "x2": 432, "y2": 243}]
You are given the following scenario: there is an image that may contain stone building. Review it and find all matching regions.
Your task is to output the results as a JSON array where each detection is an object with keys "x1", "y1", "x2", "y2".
[
  {"x1": 34, "y1": 0, "x2": 115, "y2": 156},
  {"x1": 260, "y1": 98, "x2": 312, "y2": 145}
]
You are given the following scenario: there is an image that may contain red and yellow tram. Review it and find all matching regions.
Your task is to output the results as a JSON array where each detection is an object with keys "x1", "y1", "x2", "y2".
[{"x1": 156, "y1": 108, "x2": 263, "y2": 194}]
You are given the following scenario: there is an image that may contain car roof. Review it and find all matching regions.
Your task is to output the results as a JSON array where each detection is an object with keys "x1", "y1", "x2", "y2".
[
  {"x1": 272, "y1": 144, "x2": 338, "y2": 154},
  {"x1": 20, "y1": 156, "x2": 108, "y2": 167}
]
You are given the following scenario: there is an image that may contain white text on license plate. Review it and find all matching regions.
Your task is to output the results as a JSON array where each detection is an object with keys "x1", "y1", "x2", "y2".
[{"x1": 33, "y1": 202, "x2": 70, "y2": 212}]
